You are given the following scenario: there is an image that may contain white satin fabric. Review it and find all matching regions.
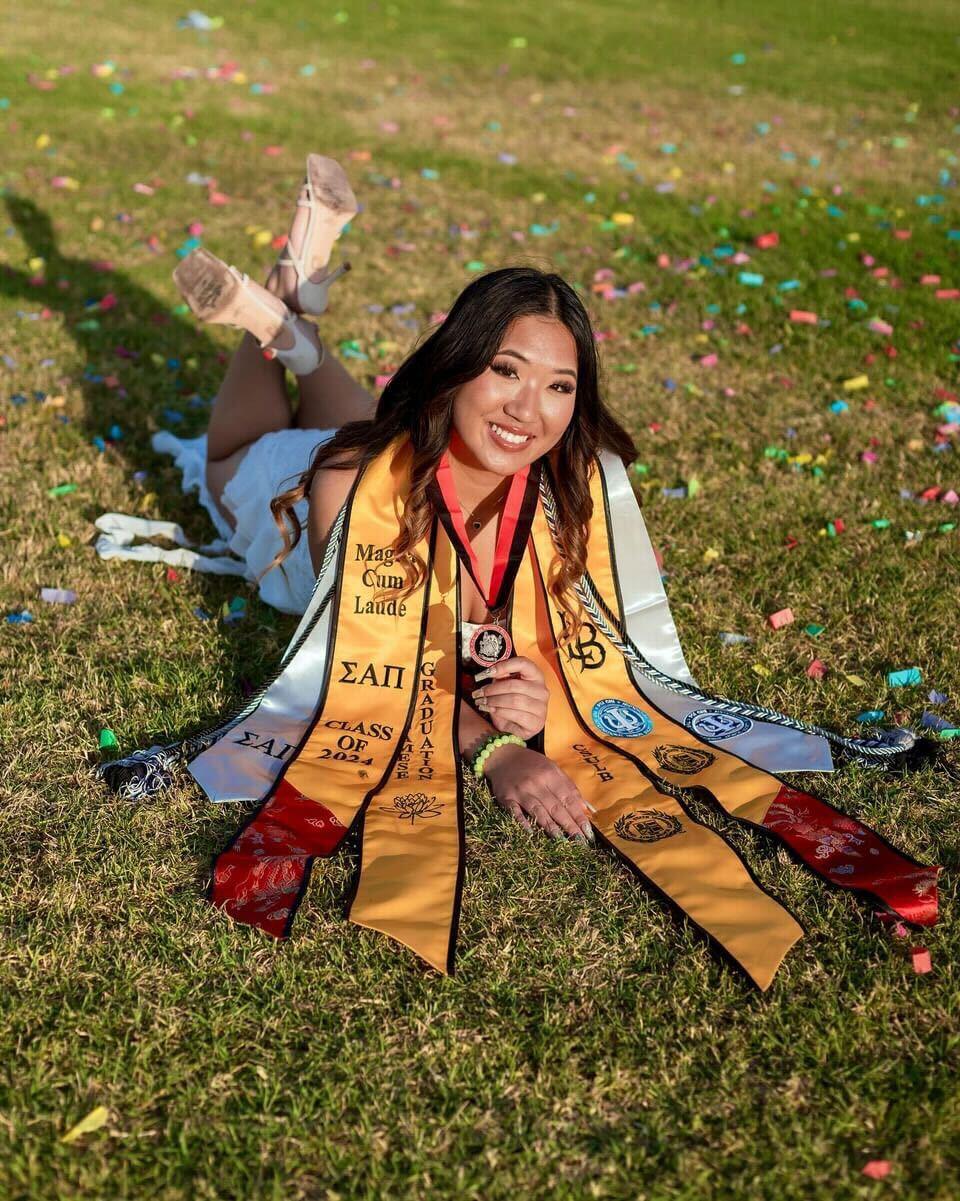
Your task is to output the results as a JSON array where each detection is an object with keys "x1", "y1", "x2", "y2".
[{"x1": 597, "y1": 450, "x2": 833, "y2": 773}]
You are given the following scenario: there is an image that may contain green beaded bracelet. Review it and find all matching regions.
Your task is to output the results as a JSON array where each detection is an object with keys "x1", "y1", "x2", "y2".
[{"x1": 471, "y1": 732, "x2": 525, "y2": 779}]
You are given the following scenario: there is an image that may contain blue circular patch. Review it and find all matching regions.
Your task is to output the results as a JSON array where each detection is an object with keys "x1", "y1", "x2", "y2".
[
  {"x1": 592, "y1": 699, "x2": 654, "y2": 738},
  {"x1": 683, "y1": 708, "x2": 753, "y2": 742}
]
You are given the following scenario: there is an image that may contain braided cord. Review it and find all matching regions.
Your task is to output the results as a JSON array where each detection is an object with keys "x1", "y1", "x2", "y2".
[{"x1": 537, "y1": 470, "x2": 902, "y2": 767}]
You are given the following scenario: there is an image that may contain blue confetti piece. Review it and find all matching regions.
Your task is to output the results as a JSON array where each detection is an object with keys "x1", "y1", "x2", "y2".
[
  {"x1": 6, "y1": 610, "x2": 33, "y2": 625},
  {"x1": 856, "y1": 709, "x2": 885, "y2": 724},
  {"x1": 887, "y1": 667, "x2": 922, "y2": 687}
]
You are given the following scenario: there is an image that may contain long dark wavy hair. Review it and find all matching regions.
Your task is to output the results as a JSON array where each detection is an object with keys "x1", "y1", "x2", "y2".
[{"x1": 265, "y1": 266, "x2": 638, "y2": 647}]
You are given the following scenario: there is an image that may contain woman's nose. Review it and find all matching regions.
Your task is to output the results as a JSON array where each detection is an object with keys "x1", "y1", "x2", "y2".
[{"x1": 504, "y1": 379, "x2": 539, "y2": 419}]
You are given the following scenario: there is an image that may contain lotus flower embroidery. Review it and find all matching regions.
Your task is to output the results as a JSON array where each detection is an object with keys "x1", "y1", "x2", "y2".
[{"x1": 379, "y1": 793, "x2": 443, "y2": 823}]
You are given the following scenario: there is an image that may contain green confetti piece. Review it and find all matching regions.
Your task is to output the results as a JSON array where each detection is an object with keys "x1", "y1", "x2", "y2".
[
  {"x1": 804, "y1": 623, "x2": 825, "y2": 637},
  {"x1": 872, "y1": 518, "x2": 891, "y2": 529},
  {"x1": 47, "y1": 483, "x2": 78, "y2": 498},
  {"x1": 98, "y1": 728, "x2": 119, "y2": 751},
  {"x1": 939, "y1": 728, "x2": 960, "y2": 740},
  {"x1": 465, "y1": 260, "x2": 486, "y2": 271}
]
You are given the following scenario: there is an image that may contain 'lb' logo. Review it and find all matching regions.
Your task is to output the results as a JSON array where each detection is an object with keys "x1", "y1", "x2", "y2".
[
  {"x1": 683, "y1": 709, "x2": 753, "y2": 742},
  {"x1": 565, "y1": 621, "x2": 606, "y2": 671},
  {"x1": 652, "y1": 744, "x2": 716, "y2": 775},
  {"x1": 592, "y1": 699, "x2": 653, "y2": 738},
  {"x1": 614, "y1": 809, "x2": 683, "y2": 842}
]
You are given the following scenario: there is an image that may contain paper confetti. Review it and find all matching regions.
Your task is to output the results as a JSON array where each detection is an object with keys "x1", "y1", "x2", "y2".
[
  {"x1": 887, "y1": 667, "x2": 922, "y2": 687},
  {"x1": 61, "y1": 1105, "x2": 110, "y2": 1144},
  {"x1": 767, "y1": 608, "x2": 795, "y2": 630},
  {"x1": 910, "y1": 947, "x2": 933, "y2": 974},
  {"x1": 861, "y1": 1161, "x2": 892, "y2": 1181}
]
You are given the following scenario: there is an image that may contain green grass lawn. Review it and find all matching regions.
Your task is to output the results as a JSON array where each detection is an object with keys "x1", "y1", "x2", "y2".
[{"x1": 1, "y1": 1, "x2": 958, "y2": 1196}]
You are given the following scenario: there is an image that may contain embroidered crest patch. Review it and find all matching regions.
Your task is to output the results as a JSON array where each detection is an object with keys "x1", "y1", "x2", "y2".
[
  {"x1": 683, "y1": 708, "x2": 753, "y2": 741},
  {"x1": 592, "y1": 699, "x2": 654, "y2": 738},
  {"x1": 614, "y1": 809, "x2": 683, "y2": 842},
  {"x1": 652, "y1": 744, "x2": 716, "y2": 775}
]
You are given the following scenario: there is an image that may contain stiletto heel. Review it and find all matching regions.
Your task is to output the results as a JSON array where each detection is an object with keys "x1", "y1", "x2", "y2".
[
  {"x1": 275, "y1": 153, "x2": 358, "y2": 315},
  {"x1": 173, "y1": 248, "x2": 325, "y2": 376}
]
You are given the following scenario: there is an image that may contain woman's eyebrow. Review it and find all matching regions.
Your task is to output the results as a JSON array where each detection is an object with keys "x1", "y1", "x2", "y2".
[{"x1": 497, "y1": 348, "x2": 577, "y2": 379}]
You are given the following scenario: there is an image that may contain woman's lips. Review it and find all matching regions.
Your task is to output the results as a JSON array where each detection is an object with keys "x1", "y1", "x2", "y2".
[{"x1": 487, "y1": 421, "x2": 534, "y2": 451}]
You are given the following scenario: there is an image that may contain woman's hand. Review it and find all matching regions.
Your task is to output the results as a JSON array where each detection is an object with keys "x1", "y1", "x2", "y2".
[
  {"x1": 482, "y1": 744, "x2": 596, "y2": 841},
  {"x1": 470, "y1": 656, "x2": 548, "y2": 741}
]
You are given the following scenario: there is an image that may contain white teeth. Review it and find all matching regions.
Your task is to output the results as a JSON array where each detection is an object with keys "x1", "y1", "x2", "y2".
[{"x1": 490, "y1": 422, "x2": 531, "y2": 445}]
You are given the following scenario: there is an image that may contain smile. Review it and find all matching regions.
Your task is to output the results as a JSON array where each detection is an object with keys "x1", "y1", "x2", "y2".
[{"x1": 488, "y1": 421, "x2": 534, "y2": 449}]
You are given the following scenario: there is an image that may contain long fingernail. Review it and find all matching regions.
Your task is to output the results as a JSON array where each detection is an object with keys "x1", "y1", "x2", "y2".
[
  {"x1": 475, "y1": 668, "x2": 495, "y2": 681},
  {"x1": 583, "y1": 801, "x2": 598, "y2": 813},
  {"x1": 580, "y1": 822, "x2": 595, "y2": 843}
]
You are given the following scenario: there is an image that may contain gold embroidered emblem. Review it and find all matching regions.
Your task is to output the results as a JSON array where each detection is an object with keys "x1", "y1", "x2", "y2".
[
  {"x1": 614, "y1": 809, "x2": 683, "y2": 842},
  {"x1": 652, "y1": 744, "x2": 716, "y2": 775}
]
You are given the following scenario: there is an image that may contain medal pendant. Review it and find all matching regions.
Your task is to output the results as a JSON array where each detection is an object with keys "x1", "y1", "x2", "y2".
[{"x1": 468, "y1": 622, "x2": 513, "y2": 667}]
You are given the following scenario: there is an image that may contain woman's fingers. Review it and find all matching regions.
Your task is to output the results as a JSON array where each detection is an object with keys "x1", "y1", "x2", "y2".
[
  {"x1": 474, "y1": 678, "x2": 545, "y2": 704},
  {"x1": 482, "y1": 706, "x2": 538, "y2": 738},
  {"x1": 501, "y1": 800, "x2": 533, "y2": 830},
  {"x1": 475, "y1": 656, "x2": 543, "y2": 684},
  {"x1": 525, "y1": 799, "x2": 565, "y2": 838}
]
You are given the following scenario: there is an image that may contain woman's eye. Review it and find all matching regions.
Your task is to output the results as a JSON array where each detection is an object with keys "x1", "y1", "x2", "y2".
[{"x1": 493, "y1": 362, "x2": 574, "y2": 393}]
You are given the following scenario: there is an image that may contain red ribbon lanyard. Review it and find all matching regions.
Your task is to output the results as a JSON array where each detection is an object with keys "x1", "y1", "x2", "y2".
[{"x1": 433, "y1": 451, "x2": 530, "y2": 607}]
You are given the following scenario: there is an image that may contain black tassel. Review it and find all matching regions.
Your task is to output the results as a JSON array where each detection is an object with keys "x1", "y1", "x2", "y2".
[{"x1": 96, "y1": 744, "x2": 180, "y2": 800}]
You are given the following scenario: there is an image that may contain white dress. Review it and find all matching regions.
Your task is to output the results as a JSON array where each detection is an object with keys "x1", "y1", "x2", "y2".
[{"x1": 97, "y1": 425, "x2": 486, "y2": 663}]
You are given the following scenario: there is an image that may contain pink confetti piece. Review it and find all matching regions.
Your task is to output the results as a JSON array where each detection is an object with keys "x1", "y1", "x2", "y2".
[
  {"x1": 806, "y1": 659, "x2": 827, "y2": 679},
  {"x1": 911, "y1": 947, "x2": 932, "y2": 974},
  {"x1": 789, "y1": 310, "x2": 818, "y2": 324},
  {"x1": 868, "y1": 318, "x2": 893, "y2": 335},
  {"x1": 133, "y1": 182, "x2": 155, "y2": 196},
  {"x1": 936, "y1": 289, "x2": 960, "y2": 301},
  {"x1": 862, "y1": 1161, "x2": 892, "y2": 1180},
  {"x1": 374, "y1": 373, "x2": 394, "y2": 389},
  {"x1": 920, "y1": 274, "x2": 941, "y2": 285},
  {"x1": 698, "y1": 353, "x2": 718, "y2": 367},
  {"x1": 755, "y1": 231, "x2": 779, "y2": 249},
  {"x1": 768, "y1": 608, "x2": 795, "y2": 630},
  {"x1": 99, "y1": 293, "x2": 118, "y2": 311}
]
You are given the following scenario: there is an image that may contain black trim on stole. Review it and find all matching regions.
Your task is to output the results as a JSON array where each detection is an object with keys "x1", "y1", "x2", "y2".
[
  {"x1": 528, "y1": 529, "x2": 807, "y2": 987},
  {"x1": 205, "y1": 456, "x2": 367, "y2": 933},
  {"x1": 341, "y1": 516, "x2": 439, "y2": 925},
  {"x1": 447, "y1": 553, "x2": 467, "y2": 975},
  {"x1": 592, "y1": 454, "x2": 937, "y2": 926},
  {"x1": 426, "y1": 457, "x2": 543, "y2": 614}
]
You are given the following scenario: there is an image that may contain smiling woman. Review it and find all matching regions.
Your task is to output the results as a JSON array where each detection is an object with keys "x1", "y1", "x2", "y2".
[{"x1": 98, "y1": 153, "x2": 940, "y2": 990}]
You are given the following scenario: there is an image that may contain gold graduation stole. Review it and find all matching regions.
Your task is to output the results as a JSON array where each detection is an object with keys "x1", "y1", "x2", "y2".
[{"x1": 209, "y1": 434, "x2": 939, "y2": 989}]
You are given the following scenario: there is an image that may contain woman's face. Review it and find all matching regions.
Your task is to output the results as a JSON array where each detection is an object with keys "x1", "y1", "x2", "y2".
[{"x1": 450, "y1": 314, "x2": 578, "y2": 476}]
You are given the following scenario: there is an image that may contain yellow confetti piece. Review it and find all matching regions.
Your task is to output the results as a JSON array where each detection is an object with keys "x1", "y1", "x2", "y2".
[
  {"x1": 752, "y1": 664, "x2": 772, "y2": 678},
  {"x1": 90, "y1": 216, "x2": 104, "y2": 232},
  {"x1": 530, "y1": 191, "x2": 546, "y2": 204},
  {"x1": 61, "y1": 1105, "x2": 109, "y2": 1144},
  {"x1": 907, "y1": 439, "x2": 924, "y2": 451},
  {"x1": 702, "y1": 547, "x2": 721, "y2": 563},
  {"x1": 251, "y1": 229, "x2": 273, "y2": 248},
  {"x1": 36, "y1": 133, "x2": 51, "y2": 150},
  {"x1": 611, "y1": 212, "x2": 635, "y2": 225},
  {"x1": 42, "y1": 394, "x2": 65, "y2": 407},
  {"x1": 140, "y1": 492, "x2": 157, "y2": 509},
  {"x1": 848, "y1": 232, "x2": 860, "y2": 243},
  {"x1": 56, "y1": 533, "x2": 72, "y2": 548},
  {"x1": 28, "y1": 256, "x2": 45, "y2": 273},
  {"x1": 843, "y1": 374, "x2": 869, "y2": 392},
  {"x1": 845, "y1": 673, "x2": 868, "y2": 687}
]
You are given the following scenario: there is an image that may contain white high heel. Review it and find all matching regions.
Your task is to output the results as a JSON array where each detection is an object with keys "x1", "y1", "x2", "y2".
[
  {"x1": 173, "y1": 248, "x2": 326, "y2": 376},
  {"x1": 275, "y1": 153, "x2": 358, "y2": 315},
  {"x1": 229, "y1": 266, "x2": 326, "y2": 376}
]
